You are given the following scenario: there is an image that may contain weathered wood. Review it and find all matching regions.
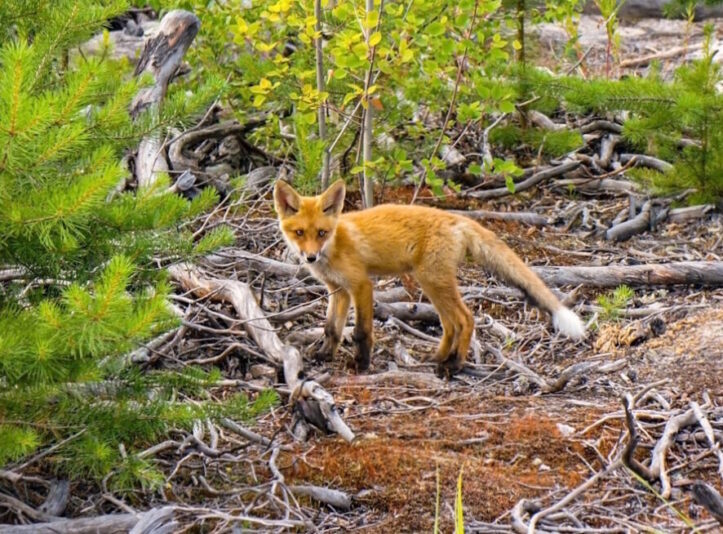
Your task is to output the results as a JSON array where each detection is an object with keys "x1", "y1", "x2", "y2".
[
  {"x1": 289, "y1": 485, "x2": 353, "y2": 510},
  {"x1": 0, "y1": 514, "x2": 139, "y2": 534},
  {"x1": 533, "y1": 261, "x2": 723, "y2": 287},
  {"x1": 620, "y1": 153, "x2": 673, "y2": 173},
  {"x1": 131, "y1": 10, "x2": 200, "y2": 188},
  {"x1": 669, "y1": 204, "x2": 715, "y2": 222},
  {"x1": 691, "y1": 481, "x2": 723, "y2": 525},
  {"x1": 168, "y1": 264, "x2": 354, "y2": 442},
  {"x1": 466, "y1": 161, "x2": 581, "y2": 199},
  {"x1": 606, "y1": 201, "x2": 655, "y2": 241},
  {"x1": 449, "y1": 209, "x2": 548, "y2": 226}
]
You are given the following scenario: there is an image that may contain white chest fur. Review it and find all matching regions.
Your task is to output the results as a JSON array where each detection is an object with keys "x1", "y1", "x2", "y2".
[{"x1": 308, "y1": 258, "x2": 349, "y2": 289}]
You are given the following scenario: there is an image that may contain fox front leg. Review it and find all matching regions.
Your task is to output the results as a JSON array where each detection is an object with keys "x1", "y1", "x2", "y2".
[{"x1": 316, "y1": 286, "x2": 350, "y2": 362}]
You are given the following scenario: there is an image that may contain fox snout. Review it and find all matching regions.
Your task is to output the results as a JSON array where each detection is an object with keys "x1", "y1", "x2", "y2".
[{"x1": 303, "y1": 252, "x2": 318, "y2": 263}]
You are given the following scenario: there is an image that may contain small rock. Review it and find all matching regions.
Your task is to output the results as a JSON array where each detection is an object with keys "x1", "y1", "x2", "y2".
[
  {"x1": 532, "y1": 457, "x2": 543, "y2": 467},
  {"x1": 556, "y1": 423, "x2": 576, "y2": 437},
  {"x1": 249, "y1": 364, "x2": 276, "y2": 380},
  {"x1": 539, "y1": 463, "x2": 551, "y2": 472}
]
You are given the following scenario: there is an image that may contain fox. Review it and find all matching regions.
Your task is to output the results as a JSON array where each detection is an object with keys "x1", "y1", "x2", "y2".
[{"x1": 273, "y1": 178, "x2": 586, "y2": 376}]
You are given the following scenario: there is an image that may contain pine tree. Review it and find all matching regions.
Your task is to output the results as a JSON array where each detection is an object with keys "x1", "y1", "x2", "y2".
[
  {"x1": 0, "y1": 1, "x2": 273, "y2": 487},
  {"x1": 518, "y1": 24, "x2": 722, "y2": 205}
]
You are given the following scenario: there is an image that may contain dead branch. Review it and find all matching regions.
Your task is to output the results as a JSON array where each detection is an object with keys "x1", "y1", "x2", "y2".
[
  {"x1": 524, "y1": 459, "x2": 623, "y2": 533},
  {"x1": 669, "y1": 204, "x2": 715, "y2": 222},
  {"x1": 605, "y1": 201, "x2": 665, "y2": 241},
  {"x1": 328, "y1": 369, "x2": 444, "y2": 389},
  {"x1": 620, "y1": 153, "x2": 673, "y2": 173},
  {"x1": 0, "y1": 510, "x2": 149, "y2": 534},
  {"x1": 691, "y1": 481, "x2": 723, "y2": 526},
  {"x1": 690, "y1": 401, "x2": 723, "y2": 485},
  {"x1": 168, "y1": 263, "x2": 354, "y2": 442},
  {"x1": 621, "y1": 43, "x2": 702, "y2": 68},
  {"x1": 449, "y1": 209, "x2": 549, "y2": 226},
  {"x1": 289, "y1": 485, "x2": 352, "y2": 511},
  {"x1": 650, "y1": 407, "x2": 698, "y2": 498},
  {"x1": 533, "y1": 261, "x2": 723, "y2": 287},
  {"x1": 466, "y1": 160, "x2": 581, "y2": 199},
  {"x1": 622, "y1": 394, "x2": 657, "y2": 481},
  {"x1": 130, "y1": 10, "x2": 200, "y2": 188}
]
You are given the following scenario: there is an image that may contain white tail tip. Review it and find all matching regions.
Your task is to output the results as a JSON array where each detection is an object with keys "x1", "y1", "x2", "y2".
[{"x1": 553, "y1": 307, "x2": 586, "y2": 339}]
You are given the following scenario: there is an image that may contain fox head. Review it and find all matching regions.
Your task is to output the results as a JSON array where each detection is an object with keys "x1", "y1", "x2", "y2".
[{"x1": 273, "y1": 179, "x2": 346, "y2": 264}]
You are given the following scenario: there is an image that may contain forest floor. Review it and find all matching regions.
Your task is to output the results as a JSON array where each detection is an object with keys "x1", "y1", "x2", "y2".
[
  {"x1": 239, "y1": 186, "x2": 723, "y2": 533},
  {"x1": 149, "y1": 13, "x2": 723, "y2": 534},
  {"x1": 9, "y1": 11, "x2": 721, "y2": 534},
  {"x1": 154, "y1": 177, "x2": 722, "y2": 532}
]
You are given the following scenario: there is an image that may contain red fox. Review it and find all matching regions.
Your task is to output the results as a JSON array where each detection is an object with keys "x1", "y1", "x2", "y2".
[{"x1": 274, "y1": 179, "x2": 585, "y2": 376}]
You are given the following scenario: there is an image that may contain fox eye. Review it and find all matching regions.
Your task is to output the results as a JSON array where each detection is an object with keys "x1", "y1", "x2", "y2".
[
  {"x1": 318, "y1": 229, "x2": 327, "y2": 238},
  {"x1": 295, "y1": 229, "x2": 304, "y2": 236}
]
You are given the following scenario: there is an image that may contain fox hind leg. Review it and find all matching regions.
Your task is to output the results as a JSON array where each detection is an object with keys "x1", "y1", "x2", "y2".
[
  {"x1": 351, "y1": 279, "x2": 374, "y2": 371},
  {"x1": 417, "y1": 274, "x2": 473, "y2": 377}
]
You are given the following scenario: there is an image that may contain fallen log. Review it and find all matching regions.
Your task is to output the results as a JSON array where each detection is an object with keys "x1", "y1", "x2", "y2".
[
  {"x1": 168, "y1": 263, "x2": 354, "y2": 442},
  {"x1": 532, "y1": 261, "x2": 723, "y2": 287},
  {"x1": 131, "y1": 10, "x2": 200, "y2": 188},
  {"x1": 0, "y1": 512, "x2": 140, "y2": 534},
  {"x1": 448, "y1": 209, "x2": 548, "y2": 226}
]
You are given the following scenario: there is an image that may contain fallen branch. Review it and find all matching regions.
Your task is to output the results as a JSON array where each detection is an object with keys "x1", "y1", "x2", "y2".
[
  {"x1": 691, "y1": 481, "x2": 723, "y2": 526},
  {"x1": 466, "y1": 160, "x2": 580, "y2": 199},
  {"x1": 532, "y1": 261, "x2": 723, "y2": 287},
  {"x1": 649, "y1": 407, "x2": 698, "y2": 498},
  {"x1": 0, "y1": 512, "x2": 141, "y2": 534},
  {"x1": 449, "y1": 209, "x2": 548, "y2": 226},
  {"x1": 289, "y1": 485, "x2": 352, "y2": 511},
  {"x1": 168, "y1": 263, "x2": 354, "y2": 442},
  {"x1": 524, "y1": 459, "x2": 623, "y2": 534},
  {"x1": 690, "y1": 401, "x2": 723, "y2": 485},
  {"x1": 328, "y1": 369, "x2": 444, "y2": 389},
  {"x1": 620, "y1": 153, "x2": 673, "y2": 173},
  {"x1": 605, "y1": 201, "x2": 670, "y2": 241},
  {"x1": 621, "y1": 44, "x2": 702, "y2": 68}
]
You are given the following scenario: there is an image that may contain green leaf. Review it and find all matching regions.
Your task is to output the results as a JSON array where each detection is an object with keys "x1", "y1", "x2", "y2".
[{"x1": 369, "y1": 31, "x2": 382, "y2": 47}]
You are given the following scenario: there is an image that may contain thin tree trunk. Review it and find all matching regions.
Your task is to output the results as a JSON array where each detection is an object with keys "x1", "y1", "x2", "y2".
[
  {"x1": 362, "y1": 0, "x2": 375, "y2": 208},
  {"x1": 314, "y1": 0, "x2": 330, "y2": 189}
]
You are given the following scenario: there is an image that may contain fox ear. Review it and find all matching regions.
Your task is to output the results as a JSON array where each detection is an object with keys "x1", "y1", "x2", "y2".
[
  {"x1": 321, "y1": 179, "x2": 346, "y2": 216},
  {"x1": 273, "y1": 180, "x2": 300, "y2": 218}
]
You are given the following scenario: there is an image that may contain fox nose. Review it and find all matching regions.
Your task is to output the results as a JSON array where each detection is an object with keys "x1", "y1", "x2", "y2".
[{"x1": 306, "y1": 254, "x2": 317, "y2": 263}]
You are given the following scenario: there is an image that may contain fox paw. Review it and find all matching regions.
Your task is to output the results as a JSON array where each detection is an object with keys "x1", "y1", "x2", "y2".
[
  {"x1": 353, "y1": 353, "x2": 370, "y2": 372},
  {"x1": 435, "y1": 354, "x2": 462, "y2": 379}
]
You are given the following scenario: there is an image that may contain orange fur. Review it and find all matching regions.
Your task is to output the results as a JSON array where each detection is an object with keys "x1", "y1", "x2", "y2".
[{"x1": 274, "y1": 179, "x2": 585, "y2": 376}]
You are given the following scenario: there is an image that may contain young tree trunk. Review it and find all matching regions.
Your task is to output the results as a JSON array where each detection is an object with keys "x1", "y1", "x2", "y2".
[
  {"x1": 314, "y1": 0, "x2": 330, "y2": 189},
  {"x1": 361, "y1": 0, "x2": 375, "y2": 208}
]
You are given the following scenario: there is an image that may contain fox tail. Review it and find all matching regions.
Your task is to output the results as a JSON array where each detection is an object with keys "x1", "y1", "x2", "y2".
[{"x1": 462, "y1": 221, "x2": 586, "y2": 339}]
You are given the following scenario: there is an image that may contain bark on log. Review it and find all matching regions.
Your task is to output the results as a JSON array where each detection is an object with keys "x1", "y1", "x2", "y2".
[
  {"x1": 167, "y1": 263, "x2": 354, "y2": 442},
  {"x1": 532, "y1": 261, "x2": 723, "y2": 288},
  {"x1": 131, "y1": 10, "x2": 200, "y2": 188}
]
